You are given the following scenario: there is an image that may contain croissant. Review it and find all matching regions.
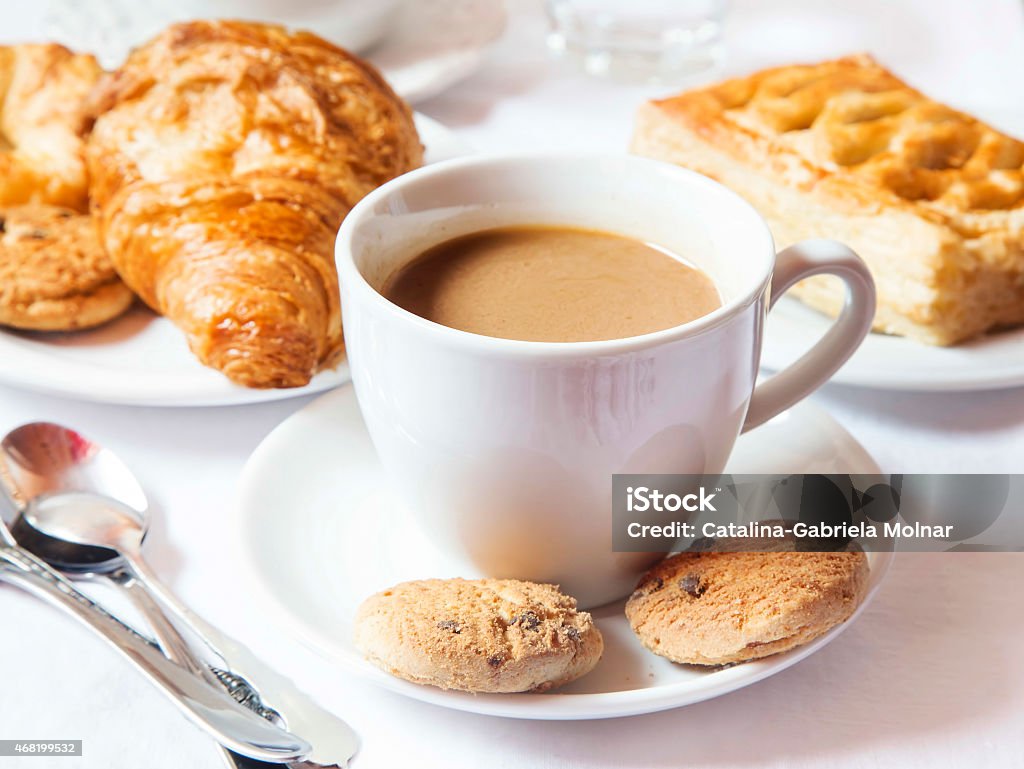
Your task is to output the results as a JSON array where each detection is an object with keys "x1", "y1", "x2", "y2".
[
  {"x1": 0, "y1": 43, "x2": 101, "y2": 211},
  {"x1": 86, "y1": 21, "x2": 423, "y2": 388}
]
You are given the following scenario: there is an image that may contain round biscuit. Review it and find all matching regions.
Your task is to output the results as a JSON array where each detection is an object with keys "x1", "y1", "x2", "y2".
[
  {"x1": 0, "y1": 205, "x2": 134, "y2": 331},
  {"x1": 354, "y1": 578, "x2": 603, "y2": 693},
  {"x1": 625, "y1": 549, "x2": 869, "y2": 666}
]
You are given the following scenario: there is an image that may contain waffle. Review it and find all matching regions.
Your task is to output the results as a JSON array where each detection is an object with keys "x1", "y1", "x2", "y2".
[{"x1": 632, "y1": 54, "x2": 1024, "y2": 345}]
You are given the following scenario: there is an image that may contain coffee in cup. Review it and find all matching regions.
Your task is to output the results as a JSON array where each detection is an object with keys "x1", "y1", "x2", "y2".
[{"x1": 383, "y1": 225, "x2": 722, "y2": 343}]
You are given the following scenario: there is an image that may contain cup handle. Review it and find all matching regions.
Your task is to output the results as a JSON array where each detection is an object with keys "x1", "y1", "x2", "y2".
[{"x1": 742, "y1": 239, "x2": 876, "y2": 432}]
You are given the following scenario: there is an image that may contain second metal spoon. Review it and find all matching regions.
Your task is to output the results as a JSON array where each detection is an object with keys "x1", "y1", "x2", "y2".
[{"x1": 1, "y1": 422, "x2": 356, "y2": 768}]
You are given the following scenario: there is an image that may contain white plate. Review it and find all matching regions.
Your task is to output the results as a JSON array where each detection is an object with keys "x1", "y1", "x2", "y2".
[
  {"x1": 369, "y1": 0, "x2": 506, "y2": 104},
  {"x1": 762, "y1": 109, "x2": 1024, "y2": 392},
  {"x1": 764, "y1": 300, "x2": 1024, "y2": 392},
  {"x1": 234, "y1": 384, "x2": 893, "y2": 720},
  {"x1": 0, "y1": 115, "x2": 468, "y2": 407},
  {"x1": 43, "y1": 0, "x2": 506, "y2": 105}
]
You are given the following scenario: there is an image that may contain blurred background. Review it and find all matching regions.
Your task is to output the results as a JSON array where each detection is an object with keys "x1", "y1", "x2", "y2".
[{"x1": 6, "y1": 0, "x2": 1022, "y2": 129}]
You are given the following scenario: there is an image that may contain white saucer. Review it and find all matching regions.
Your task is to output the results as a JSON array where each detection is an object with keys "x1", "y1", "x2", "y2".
[
  {"x1": 233, "y1": 384, "x2": 892, "y2": 720},
  {"x1": 0, "y1": 115, "x2": 468, "y2": 407},
  {"x1": 761, "y1": 109, "x2": 1024, "y2": 393}
]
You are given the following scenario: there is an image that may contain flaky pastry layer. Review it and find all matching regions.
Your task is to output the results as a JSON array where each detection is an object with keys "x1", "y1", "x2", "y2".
[{"x1": 632, "y1": 54, "x2": 1024, "y2": 345}]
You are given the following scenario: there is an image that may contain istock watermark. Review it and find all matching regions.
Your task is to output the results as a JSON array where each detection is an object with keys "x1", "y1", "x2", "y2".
[
  {"x1": 612, "y1": 474, "x2": 1024, "y2": 553},
  {"x1": 625, "y1": 485, "x2": 720, "y2": 513}
]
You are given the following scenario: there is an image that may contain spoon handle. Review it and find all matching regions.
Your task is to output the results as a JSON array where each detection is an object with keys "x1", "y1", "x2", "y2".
[
  {"x1": 125, "y1": 554, "x2": 357, "y2": 767},
  {"x1": 0, "y1": 544, "x2": 310, "y2": 764},
  {"x1": 111, "y1": 572, "x2": 288, "y2": 769},
  {"x1": 112, "y1": 569, "x2": 211, "y2": 680}
]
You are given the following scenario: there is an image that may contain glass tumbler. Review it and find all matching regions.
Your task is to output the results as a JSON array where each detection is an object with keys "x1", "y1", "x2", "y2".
[{"x1": 545, "y1": 0, "x2": 729, "y2": 83}]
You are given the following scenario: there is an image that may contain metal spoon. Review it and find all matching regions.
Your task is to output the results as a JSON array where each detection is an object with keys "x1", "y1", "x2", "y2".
[
  {"x1": 29, "y1": 492, "x2": 234, "y2": 673},
  {"x1": 0, "y1": 421, "x2": 221, "y2": 681},
  {"x1": 12, "y1": 495, "x2": 274, "y2": 769},
  {"x1": 1, "y1": 423, "x2": 357, "y2": 768},
  {"x1": 0, "y1": 496, "x2": 309, "y2": 764},
  {"x1": 12, "y1": 494, "x2": 212, "y2": 679}
]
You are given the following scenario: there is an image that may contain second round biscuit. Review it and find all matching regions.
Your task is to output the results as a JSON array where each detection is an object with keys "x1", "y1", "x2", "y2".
[{"x1": 625, "y1": 550, "x2": 869, "y2": 666}]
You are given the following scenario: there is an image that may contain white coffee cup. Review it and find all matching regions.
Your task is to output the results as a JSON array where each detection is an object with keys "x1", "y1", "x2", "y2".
[{"x1": 336, "y1": 154, "x2": 875, "y2": 607}]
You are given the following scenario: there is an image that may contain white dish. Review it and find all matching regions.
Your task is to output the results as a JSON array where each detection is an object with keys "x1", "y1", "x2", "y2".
[
  {"x1": 0, "y1": 114, "x2": 468, "y2": 407},
  {"x1": 234, "y1": 383, "x2": 892, "y2": 720},
  {"x1": 43, "y1": 0, "x2": 505, "y2": 104},
  {"x1": 171, "y1": 0, "x2": 401, "y2": 53},
  {"x1": 368, "y1": 0, "x2": 507, "y2": 104},
  {"x1": 761, "y1": 109, "x2": 1024, "y2": 392},
  {"x1": 44, "y1": 0, "x2": 398, "y2": 62},
  {"x1": 763, "y1": 300, "x2": 1024, "y2": 392}
]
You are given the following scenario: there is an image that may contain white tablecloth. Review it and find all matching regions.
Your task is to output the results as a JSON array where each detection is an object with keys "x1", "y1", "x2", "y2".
[{"x1": 2, "y1": 1, "x2": 1023, "y2": 767}]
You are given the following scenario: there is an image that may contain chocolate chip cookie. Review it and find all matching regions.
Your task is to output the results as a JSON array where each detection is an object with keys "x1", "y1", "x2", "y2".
[
  {"x1": 0, "y1": 205, "x2": 133, "y2": 331},
  {"x1": 354, "y1": 578, "x2": 603, "y2": 693},
  {"x1": 625, "y1": 550, "x2": 869, "y2": 666}
]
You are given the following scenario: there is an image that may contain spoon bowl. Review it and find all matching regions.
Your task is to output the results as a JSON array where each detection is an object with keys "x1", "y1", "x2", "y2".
[
  {"x1": 25, "y1": 491, "x2": 150, "y2": 560},
  {"x1": 7, "y1": 513, "x2": 122, "y2": 573},
  {"x1": 1, "y1": 422, "x2": 150, "y2": 573},
  {"x1": 0, "y1": 422, "x2": 147, "y2": 513},
  {"x1": 14, "y1": 495, "x2": 149, "y2": 573}
]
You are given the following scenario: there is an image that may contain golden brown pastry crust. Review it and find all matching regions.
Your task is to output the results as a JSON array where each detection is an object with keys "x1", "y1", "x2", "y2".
[
  {"x1": 0, "y1": 44, "x2": 102, "y2": 211},
  {"x1": 0, "y1": 205, "x2": 134, "y2": 331},
  {"x1": 632, "y1": 54, "x2": 1024, "y2": 346},
  {"x1": 86, "y1": 21, "x2": 423, "y2": 388}
]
